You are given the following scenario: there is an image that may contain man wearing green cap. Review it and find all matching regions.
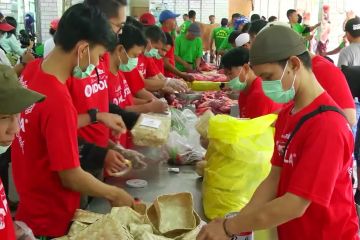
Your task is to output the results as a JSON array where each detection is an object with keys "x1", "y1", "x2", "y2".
[
  {"x1": 197, "y1": 25, "x2": 358, "y2": 240},
  {"x1": 0, "y1": 64, "x2": 44, "y2": 239}
]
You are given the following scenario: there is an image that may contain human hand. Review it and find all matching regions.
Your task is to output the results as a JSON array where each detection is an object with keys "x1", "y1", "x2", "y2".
[
  {"x1": 197, "y1": 218, "x2": 230, "y2": 240},
  {"x1": 110, "y1": 187, "x2": 134, "y2": 207},
  {"x1": 97, "y1": 112, "x2": 126, "y2": 135},
  {"x1": 182, "y1": 73, "x2": 195, "y2": 82},
  {"x1": 104, "y1": 149, "x2": 128, "y2": 176},
  {"x1": 21, "y1": 50, "x2": 35, "y2": 64},
  {"x1": 113, "y1": 145, "x2": 147, "y2": 169},
  {"x1": 148, "y1": 99, "x2": 168, "y2": 113},
  {"x1": 166, "y1": 78, "x2": 188, "y2": 93}
]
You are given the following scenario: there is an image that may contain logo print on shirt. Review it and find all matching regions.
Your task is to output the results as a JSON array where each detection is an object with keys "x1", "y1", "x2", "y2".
[
  {"x1": 115, "y1": 86, "x2": 121, "y2": 93},
  {"x1": 19, "y1": 75, "x2": 28, "y2": 88},
  {"x1": 84, "y1": 80, "x2": 108, "y2": 98},
  {"x1": 348, "y1": 167, "x2": 353, "y2": 180},
  {"x1": 284, "y1": 153, "x2": 297, "y2": 167},
  {"x1": 0, "y1": 183, "x2": 8, "y2": 230},
  {"x1": 138, "y1": 63, "x2": 146, "y2": 76},
  {"x1": 0, "y1": 208, "x2": 5, "y2": 230}
]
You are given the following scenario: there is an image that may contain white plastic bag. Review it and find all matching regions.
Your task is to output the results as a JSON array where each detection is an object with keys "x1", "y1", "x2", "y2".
[{"x1": 167, "y1": 109, "x2": 205, "y2": 165}]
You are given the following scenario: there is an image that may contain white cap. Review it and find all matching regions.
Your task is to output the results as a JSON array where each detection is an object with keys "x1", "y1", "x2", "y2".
[{"x1": 235, "y1": 33, "x2": 250, "y2": 47}]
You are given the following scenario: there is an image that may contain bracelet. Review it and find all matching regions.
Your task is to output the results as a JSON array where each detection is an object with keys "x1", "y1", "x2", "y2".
[{"x1": 223, "y1": 218, "x2": 234, "y2": 238}]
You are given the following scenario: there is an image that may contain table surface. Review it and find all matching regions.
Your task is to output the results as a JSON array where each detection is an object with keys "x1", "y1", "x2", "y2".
[
  {"x1": 88, "y1": 144, "x2": 278, "y2": 240},
  {"x1": 88, "y1": 147, "x2": 206, "y2": 219}
]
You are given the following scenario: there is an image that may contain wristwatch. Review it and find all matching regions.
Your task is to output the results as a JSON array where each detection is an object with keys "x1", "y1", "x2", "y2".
[{"x1": 87, "y1": 108, "x2": 99, "y2": 124}]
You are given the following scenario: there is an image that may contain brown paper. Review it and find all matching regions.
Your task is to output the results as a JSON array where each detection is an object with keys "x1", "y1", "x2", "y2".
[{"x1": 154, "y1": 193, "x2": 196, "y2": 234}]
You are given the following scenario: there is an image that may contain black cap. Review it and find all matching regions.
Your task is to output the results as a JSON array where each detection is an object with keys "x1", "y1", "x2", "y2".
[{"x1": 345, "y1": 17, "x2": 360, "y2": 38}]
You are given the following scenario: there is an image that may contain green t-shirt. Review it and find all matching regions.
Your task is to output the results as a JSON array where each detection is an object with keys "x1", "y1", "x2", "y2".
[
  {"x1": 212, "y1": 27, "x2": 230, "y2": 50},
  {"x1": 179, "y1": 20, "x2": 192, "y2": 35},
  {"x1": 219, "y1": 27, "x2": 235, "y2": 51},
  {"x1": 291, "y1": 23, "x2": 305, "y2": 34},
  {"x1": 175, "y1": 35, "x2": 203, "y2": 71},
  {"x1": 291, "y1": 23, "x2": 310, "y2": 49}
]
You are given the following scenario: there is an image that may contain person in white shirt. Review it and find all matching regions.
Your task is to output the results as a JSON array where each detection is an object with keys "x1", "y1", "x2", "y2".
[
  {"x1": 43, "y1": 18, "x2": 59, "y2": 58},
  {"x1": 0, "y1": 17, "x2": 31, "y2": 57},
  {"x1": 0, "y1": 19, "x2": 34, "y2": 75},
  {"x1": 338, "y1": 17, "x2": 360, "y2": 67}
]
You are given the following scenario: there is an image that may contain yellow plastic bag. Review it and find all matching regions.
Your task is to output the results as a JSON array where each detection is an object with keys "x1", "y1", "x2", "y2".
[{"x1": 203, "y1": 114, "x2": 277, "y2": 220}]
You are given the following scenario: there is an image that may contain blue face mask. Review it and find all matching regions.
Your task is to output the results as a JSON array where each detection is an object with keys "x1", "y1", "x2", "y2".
[
  {"x1": 144, "y1": 48, "x2": 162, "y2": 59},
  {"x1": 119, "y1": 50, "x2": 138, "y2": 72},
  {"x1": 261, "y1": 61, "x2": 296, "y2": 103},
  {"x1": 72, "y1": 46, "x2": 95, "y2": 79}
]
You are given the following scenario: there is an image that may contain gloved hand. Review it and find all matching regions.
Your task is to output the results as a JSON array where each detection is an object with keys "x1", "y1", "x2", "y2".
[
  {"x1": 165, "y1": 78, "x2": 188, "y2": 93},
  {"x1": 14, "y1": 221, "x2": 36, "y2": 240},
  {"x1": 113, "y1": 145, "x2": 147, "y2": 169}
]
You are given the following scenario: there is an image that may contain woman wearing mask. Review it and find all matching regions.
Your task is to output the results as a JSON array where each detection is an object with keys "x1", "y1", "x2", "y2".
[{"x1": 0, "y1": 17, "x2": 33, "y2": 59}]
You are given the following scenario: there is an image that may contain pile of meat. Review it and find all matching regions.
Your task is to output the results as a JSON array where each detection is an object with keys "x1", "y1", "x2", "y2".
[
  {"x1": 188, "y1": 72, "x2": 227, "y2": 82},
  {"x1": 165, "y1": 91, "x2": 235, "y2": 115},
  {"x1": 193, "y1": 91, "x2": 235, "y2": 115},
  {"x1": 164, "y1": 93, "x2": 185, "y2": 109},
  {"x1": 199, "y1": 61, "x2": 217, "y2": 72}
]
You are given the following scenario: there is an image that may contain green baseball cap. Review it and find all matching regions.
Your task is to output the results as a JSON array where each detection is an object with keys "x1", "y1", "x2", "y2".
[
  {"x1": 250, "y1": 25, "x2": 307, "y2": 66},
  {"x1": 0, "y1": 65, "x2": 45, "y2": 114}
]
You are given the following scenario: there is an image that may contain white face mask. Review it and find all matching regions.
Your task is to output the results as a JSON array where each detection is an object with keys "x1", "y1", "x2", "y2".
[{"x1": 0, "y1": 145, "x2": 10, "y2": 155}]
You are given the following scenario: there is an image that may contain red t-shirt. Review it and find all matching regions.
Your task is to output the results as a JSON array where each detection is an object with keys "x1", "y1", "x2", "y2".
[
  {"x1": 162, "y1": 26, "x2": 176, "y2": 78},
  {"x1": 122, "y1": 68, "x2": 145, "y2": 96},
  {"x1": 12, "y1": 59, "x2": 80, "y2": 237},
  {"x1": 0, "y1": 179, "x2": 15, "y2": 240},
  {"x1": 272, "y1": 92, "x2": 359, "y2": 240},
  {"x1": 108, "y1": 71, "x2": 133, "y2": 147},
  {"x1": 153, "y1": 58, "x2": 165, "y2": 74},
  {"x1": 67, "y1": 55, "x2": 110, "y2": 147},
  {"x1": 312, "y1": 55, "x2": 355, "y2": 109},
  {"x1": 137, "y1": 54, "x2": 160, "y2": 79},
  {"x1": 238, "y1": 77, "x2": 283, "y2": 118}
]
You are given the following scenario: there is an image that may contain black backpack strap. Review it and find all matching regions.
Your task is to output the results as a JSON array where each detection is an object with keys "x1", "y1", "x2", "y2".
[{"x1": 282, "y1": 105, "x2": 346, "y2": 158}]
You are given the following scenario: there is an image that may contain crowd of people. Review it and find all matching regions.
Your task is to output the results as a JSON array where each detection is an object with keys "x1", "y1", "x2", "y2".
[{"x1": 0, "y1": 0, "x2": 360, "y2": 239}]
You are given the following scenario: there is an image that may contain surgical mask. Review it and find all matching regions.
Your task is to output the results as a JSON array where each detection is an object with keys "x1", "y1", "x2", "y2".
[
  {"x1": 73, "y1": 46, "x2": 95, "y2": 79},
  {"x1": 119, "y1": 50, "x2": 138, "y2": 72},
  {"x1": 262, "y1": 61, "x2": 296, "y2": 103},
  {"x1": 144, "y1": 48, "x2": 162, "y2": 59},
  {"x1": 228, "y1": 69, "x2": 247, "y2": 91},
  {"x1": 0, "y1": 145, "x2": 10, "y2": 155}
]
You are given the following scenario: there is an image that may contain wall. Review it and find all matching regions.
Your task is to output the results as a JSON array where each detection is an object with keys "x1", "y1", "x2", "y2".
[
  {"x1": 229, "y1": 0, "x2": 252, "y2": 17},
  {"x1": 130, "y1": 0, "x2": 149, "y2": 17},
  {"x1": 0, "y1": 0, "x2": 14, "y2": 16},
  {"x1": 38, "y1": 0, "x2": 59, "y2": 42}
]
